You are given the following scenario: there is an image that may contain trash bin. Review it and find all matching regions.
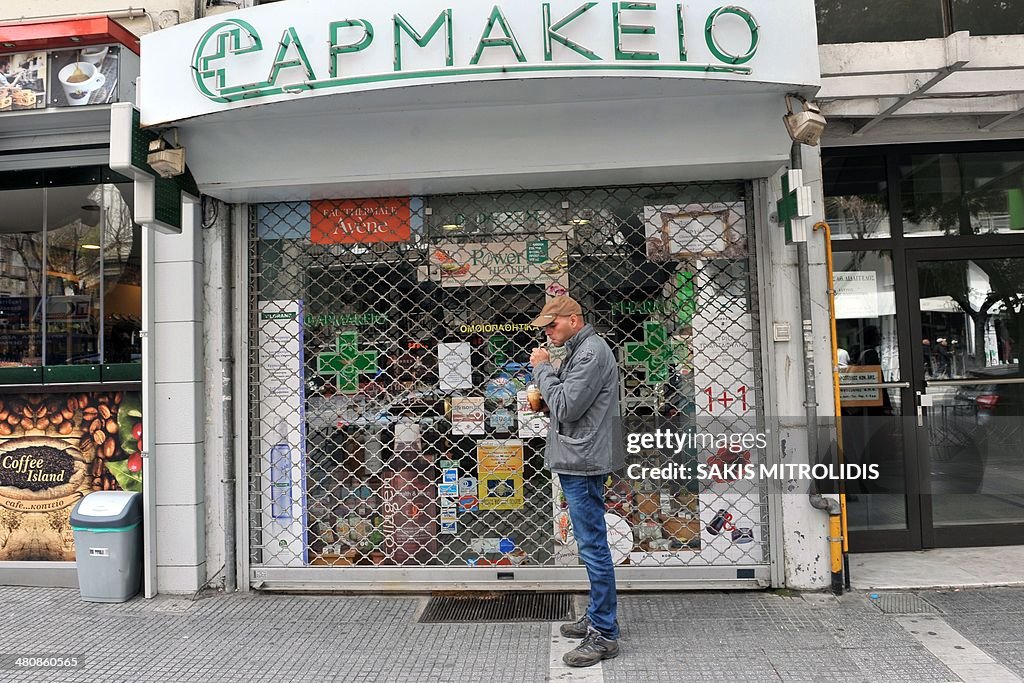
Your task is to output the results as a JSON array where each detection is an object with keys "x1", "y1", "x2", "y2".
[{"x1": 70, "y1": 491, "x2": 143, "y2": 603}]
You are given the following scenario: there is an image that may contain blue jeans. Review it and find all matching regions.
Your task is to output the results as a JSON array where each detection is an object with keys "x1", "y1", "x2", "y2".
[{"x1": 559, "y1": 473, "x2": 619, "y2": 640}]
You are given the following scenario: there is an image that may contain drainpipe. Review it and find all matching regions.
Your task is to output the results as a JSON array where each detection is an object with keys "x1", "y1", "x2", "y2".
[
  {"x1": 790, "y1": 142, "x2": 844, "y2": 594},
  {"x1": 220, "y1": 202, "x2": 237, "y2": 593},
  {"x1": 813, "y1": 220, "x2": 852, "y2": 590}
]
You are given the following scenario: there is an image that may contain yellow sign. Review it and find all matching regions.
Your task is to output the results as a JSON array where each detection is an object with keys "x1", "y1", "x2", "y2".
[{"x1": 477, "y1": 439, "x2": 524, "y2": 511}]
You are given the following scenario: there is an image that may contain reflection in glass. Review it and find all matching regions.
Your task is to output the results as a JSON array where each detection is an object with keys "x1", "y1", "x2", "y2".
[
  {"x1": 816, "y1": 0, "x2": 944, "y2": 44},
  {"x1": 0, "y1": 180, "x2": 142, "y2": 369},
  {"x1": 823, "y1": 155, "x2": 891, "y2": 239},
  {"x1": 835, "y1": 251, "x2": 907, "y2": 532},
  {"x1": 45, "y1": 186, "x2": 102, "y2": 365},
  {"x1": 902, "y1": 152, "x2": 1024, "y2": 237},
  {"x1": 0, "y1": 189, "x2": 44, "y2": 366},
  {"x1": 951, "y1": 0, "x2": 1024, "y2": 36},
  {"x1": 918, "y1": 257, "x2": 1024, "y2": 526},
  {"x1": 102, "y1": 184, "x2": 142, "y2": 363},
  {"x1": 834, "y1": 251, "x2": 901, "y2": 383}
]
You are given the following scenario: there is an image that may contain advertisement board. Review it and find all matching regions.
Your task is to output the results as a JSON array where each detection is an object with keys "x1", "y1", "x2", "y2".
[{"x1": 0, "y1": 390, "x2": 143, "y2": 561}]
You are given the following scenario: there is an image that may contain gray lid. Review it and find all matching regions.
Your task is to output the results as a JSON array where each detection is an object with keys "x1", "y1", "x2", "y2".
[{"x1": 70, "y1": 491, "x2": 142, "y2": 529}]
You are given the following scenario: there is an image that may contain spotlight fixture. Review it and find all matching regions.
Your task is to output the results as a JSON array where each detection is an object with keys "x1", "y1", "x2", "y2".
[
  {"x1": 783, "y1": 94, "x2": 827, "y2": 147},
  {"x1": 146, "y1": 130, "x2": 186, "y2": 178}
]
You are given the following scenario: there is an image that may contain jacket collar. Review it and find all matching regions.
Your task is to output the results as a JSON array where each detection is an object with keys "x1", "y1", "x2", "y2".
[{"x1": 564, "y1": 324, "x2": 595, "y2": 356}]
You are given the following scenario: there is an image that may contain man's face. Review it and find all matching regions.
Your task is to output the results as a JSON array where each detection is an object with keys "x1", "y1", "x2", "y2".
[{"x1": 543, "y1": 315, "x2": 578, "y2": 346}]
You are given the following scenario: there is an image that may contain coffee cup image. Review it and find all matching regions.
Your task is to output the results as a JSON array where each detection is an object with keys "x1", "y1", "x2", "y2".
[
  {"x1": 58, "y1": 61, "x2": 105, "y2": 106},
  {"x1": 80, "y1": 45, "x2": 109, "y2": 66}
]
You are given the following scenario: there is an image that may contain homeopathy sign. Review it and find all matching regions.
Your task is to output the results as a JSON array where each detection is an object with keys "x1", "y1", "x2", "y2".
[{"x1": 140, "y1": 0, "x2": 818, "y2": 125}]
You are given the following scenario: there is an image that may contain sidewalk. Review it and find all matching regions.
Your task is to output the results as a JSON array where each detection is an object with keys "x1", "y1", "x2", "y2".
[{"x1": 1, "y1": 585, "x2": 1023, "y2": 682}]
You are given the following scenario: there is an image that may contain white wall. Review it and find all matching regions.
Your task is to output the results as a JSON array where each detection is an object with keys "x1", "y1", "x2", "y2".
[
  {"x1": 152, "y1": 201, "x2": 207, "y2": 594},
  {"x1": 202, "y1": 199, "x2": 231, "y2": 589}
]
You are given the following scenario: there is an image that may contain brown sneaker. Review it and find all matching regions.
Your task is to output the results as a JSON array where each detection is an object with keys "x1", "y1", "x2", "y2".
[
  {"x1": 562, "y1": 630, "x2": 620, "y2": 667},
  {"x1": 559, "y1": 615, "x2": 591, "y2": 638}
]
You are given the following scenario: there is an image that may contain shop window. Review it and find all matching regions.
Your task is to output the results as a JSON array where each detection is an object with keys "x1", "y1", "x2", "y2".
[
  {"x1": 951, "y1": 0, "x2": 1024, "y2": 36},
  {"x1": 823, "y1": 155, "x2": 891, "y2": 239},
  {"x1": 816, "y1": 0, "x2": 944, "y2": 44},
  {"x1": 0, "y1": 176, "x2": 140, "y2": 380},
  {"x1": 901, "y1": 151, "x2": 1024, "y2": 237},
  {"x1": 0, "y1": 190, "x2": 44, "y2": 367}
]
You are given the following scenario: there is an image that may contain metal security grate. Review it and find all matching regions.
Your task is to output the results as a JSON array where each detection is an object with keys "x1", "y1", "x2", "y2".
[
  {"x1": 872, "y1": 593, "x2": 941, "y2": 615},
  {"x1": 419, "y1": 591, "x2": 574, "y2": 623},
  {"x1": 247, "y1": 182, "x2": 769, "y2": 577}
]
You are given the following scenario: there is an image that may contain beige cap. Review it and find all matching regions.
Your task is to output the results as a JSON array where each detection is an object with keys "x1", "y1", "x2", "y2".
[{"x1": 530, "y1": 296, "x2": 583, "y2": 327}]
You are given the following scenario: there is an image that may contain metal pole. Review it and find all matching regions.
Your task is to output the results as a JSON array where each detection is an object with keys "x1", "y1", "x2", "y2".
[
  {"x1": 220, "y1": 200, "x2": 237, "y2": 594},
  {"x1": 791, "y1": 142, "x2": 843, "y2": 594}
]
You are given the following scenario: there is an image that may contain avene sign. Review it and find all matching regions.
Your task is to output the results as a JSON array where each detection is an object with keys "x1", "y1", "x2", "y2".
[{"x1": 140, "y1": 0, "x2": 818, "y2": 124}]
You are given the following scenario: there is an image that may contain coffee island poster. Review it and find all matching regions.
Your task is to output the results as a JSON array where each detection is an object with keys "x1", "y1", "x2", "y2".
[{"x1": 0, "y1": 391, "x2": 143, "y2": 561}]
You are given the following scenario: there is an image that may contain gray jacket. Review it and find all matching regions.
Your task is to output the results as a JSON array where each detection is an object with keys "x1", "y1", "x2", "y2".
[{"x1": 533, "y1": 324, "x2": 625, "y2": 476}]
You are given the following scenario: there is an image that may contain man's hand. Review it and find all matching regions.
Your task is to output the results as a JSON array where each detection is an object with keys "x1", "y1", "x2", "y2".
[{"x1": 530, "y1": 347, "x2": 551, "y2": 367}]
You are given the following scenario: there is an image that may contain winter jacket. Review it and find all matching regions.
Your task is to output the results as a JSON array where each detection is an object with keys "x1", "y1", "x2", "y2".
[{"x1": 533, "y1": 324, "x2": 625, "y2": 476}]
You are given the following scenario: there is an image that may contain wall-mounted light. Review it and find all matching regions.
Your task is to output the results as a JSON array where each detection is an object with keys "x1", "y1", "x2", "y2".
[
  {"x1": 147, "y1": 129, "x2": 186, "y2": 178},
  {"x1": 784, "y1": 94, "x2": 827, "y2": 147},
  {"x1": 80, "y1": 203, "x2": 101, "y2": 227}
]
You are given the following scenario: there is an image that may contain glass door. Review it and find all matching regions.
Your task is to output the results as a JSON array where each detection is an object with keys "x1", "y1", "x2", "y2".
[
  {"x1": 835, "y1": 251, "x2": 921, "y2": 551},
  {"x1": 909, "y1": 248, "x2": 1024, "y2": 547}
]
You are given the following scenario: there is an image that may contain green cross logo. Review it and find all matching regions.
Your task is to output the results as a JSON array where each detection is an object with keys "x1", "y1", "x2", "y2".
[
  {"x1": 776, "y1": 169, "x2": 811, "y2": 244},
  {"x1": 624, "y1": 322, "x2": 684, "y2": 384},
  {"x1": 776, "y1": 171, "x2": 798, "y2": 243},
  {"x1": 316, "y1": 332, "x2": 379, "y2": 394},
  {"x1": 191, "y1": 18, "x2": 264, "y2": 102}
]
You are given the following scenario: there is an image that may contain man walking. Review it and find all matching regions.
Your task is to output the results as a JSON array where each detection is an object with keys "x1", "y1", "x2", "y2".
[{"x1": 529, "y1": 296, "x2": 625, "y2": 667}]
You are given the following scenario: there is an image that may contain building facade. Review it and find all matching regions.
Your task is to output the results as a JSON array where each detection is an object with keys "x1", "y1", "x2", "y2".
[
  {"x1": 8, "y1": 0, "x2": 1019, "y2": 597},
  {"x1": 815, "y1": 1, "x2": 1024, "y2": 554}
]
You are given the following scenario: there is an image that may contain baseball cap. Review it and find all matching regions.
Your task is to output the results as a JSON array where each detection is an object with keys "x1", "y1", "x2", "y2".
[{"x1": 530, "y1": 296, "x2": 583, "y2": 327}]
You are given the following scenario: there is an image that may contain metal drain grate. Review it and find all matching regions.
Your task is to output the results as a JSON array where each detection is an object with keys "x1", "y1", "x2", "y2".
[
  {"x1": 419, "y1": 592, "x2": 575, "y2": 623},
  {"x1": 872, "y1": 593, "x2": 940, "y2": 615}
]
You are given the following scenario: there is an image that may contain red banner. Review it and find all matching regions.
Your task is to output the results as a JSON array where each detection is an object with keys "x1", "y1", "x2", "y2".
[{"x1": 310, "y1": 198, "x2": 411, "y2": 244}]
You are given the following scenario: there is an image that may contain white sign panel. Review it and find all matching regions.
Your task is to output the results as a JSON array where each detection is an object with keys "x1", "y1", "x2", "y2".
[
  {"x1": 140, "y1": 0, "x2": 819, "y2": 125},
  {"x1": 451, "y1": 396, "x2": 485, "y2": 435},
  {"x1": 257, "y1": 300, "x2": 307, "y2": 566},
  {"x1": 834, "y1": 271, "x2": 879, "y2": 320},
  {"x1": 438, "y1": 341, "x2": 473, "y2": 391}
]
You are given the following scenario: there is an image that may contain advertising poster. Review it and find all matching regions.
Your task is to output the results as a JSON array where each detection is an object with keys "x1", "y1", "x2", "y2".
[
  {"x1": 699, "y1": 492, "x2": 763, "y2": 565},
  {"x1": 310, "y1": 197, "x2": 411, "y2": 244},
  {"x1": 451, "y1": 397, "x2": 485, "y2": 435},
  {"x1": 477, "y1": 439, "x2": 524, "y2": 510},
  {"x1": 258, "y1": 300, "x2": 307, "y2": 566},
  {"x1": 428, "y1": 239, "x2": 568, "y2": 287},
  {"x1": 0, "y1": 51, "x2": 47, "y2": 111},
  {"x1": 643, "y1": 202, "x2": 746, "y2": 261},
  {"x1": 0, "y1": 390, "x2": 143, "y2": 561},
  {"x1": 48, "y1": 46, "x2": 120, "y2": 107}
]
